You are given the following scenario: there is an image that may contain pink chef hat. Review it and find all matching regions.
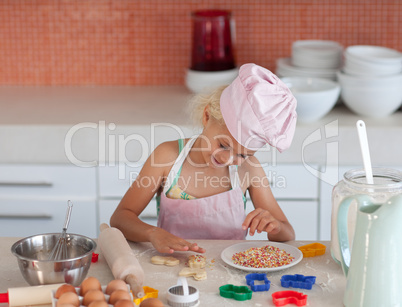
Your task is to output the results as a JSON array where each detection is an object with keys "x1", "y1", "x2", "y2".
[{"x1": 220, "y1": 63, "x2": 297, "y2": 152}]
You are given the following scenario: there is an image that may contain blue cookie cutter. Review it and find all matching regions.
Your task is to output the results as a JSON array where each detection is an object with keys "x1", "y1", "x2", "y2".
[
  {"x1": 281, "y1": 274, "x2": 316, "y2": 290},
  {"x1": 245, "y1": 273, "x2": 271, "y2": 292}
]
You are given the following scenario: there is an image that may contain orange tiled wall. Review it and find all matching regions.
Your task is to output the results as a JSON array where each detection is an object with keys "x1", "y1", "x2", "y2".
[{"x1": 1, "y1": 0, "x2": 401, "y2": 86}]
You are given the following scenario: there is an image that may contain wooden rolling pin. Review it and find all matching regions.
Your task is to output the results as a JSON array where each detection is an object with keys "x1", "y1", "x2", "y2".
[
  {"x1": 98, "y1": 223, "x2": 145, "y2": 298},
  {"x1": 0, "y1": 283, "x2": 64, "y2": 306}
]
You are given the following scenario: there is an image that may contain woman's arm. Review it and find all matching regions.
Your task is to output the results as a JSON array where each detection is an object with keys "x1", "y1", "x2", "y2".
[
  {"x1": 110, "y1": 141, "x2": 205, "y2": 253},
  {"x1": 241, "y1": 157, "x2": 295, "y2": 242}
]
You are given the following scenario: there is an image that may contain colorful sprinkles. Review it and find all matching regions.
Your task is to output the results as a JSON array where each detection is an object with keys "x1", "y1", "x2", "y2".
[
  {"x1": 190, "y1": 255, "x2": 206, "y2": 263},
  {"x1": 232, "y1": 245, "x2": 294, "y2": 268}
]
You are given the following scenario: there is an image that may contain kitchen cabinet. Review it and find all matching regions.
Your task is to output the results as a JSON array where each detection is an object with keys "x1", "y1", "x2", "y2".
[
  {"x1": 99, "y1": 199, "x2": 158, "y2": 228},
  {"x1": 319, "y1": 166, "x2": 345, "y2": 241},
  {"x1": 100, "y1": 163, "x2": 320, "y2": 241},
  {"x1": 98, "y1": 164, "x2": 157, "y2": 232},
  {"x1": 246, "y1": 164, "x2": 319, "y2": 240},
  {"x1": 1, "y1": 86, "x2": 401, "y2": 241},
  {"x1": 0, "y1": 198, "x2": 96, "y2": 237},
  {"x1": 0, "y1": 164, "x2": 97, "y2": 237},
  {"x1": 0, "y1": 163, "x2": 321, "y2": 240}
]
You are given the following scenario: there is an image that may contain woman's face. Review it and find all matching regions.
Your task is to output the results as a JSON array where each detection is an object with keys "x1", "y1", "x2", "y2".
[{"x1": 199, "y1": 110, "x2": 256, "y2": 168}]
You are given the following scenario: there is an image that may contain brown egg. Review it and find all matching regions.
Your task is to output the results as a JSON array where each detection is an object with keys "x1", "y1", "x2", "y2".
[
  {"x1": 55, "y1": 284, "x2": 77, "y2": 299},
  {"x1": 80, "y1": 276, "x2": 102, "y2": 296},
  {"x1": 105, "y1": 279, "x2": 128, "y2": 295},
  {"x1": 108, "y1": 290, "x2": 132, "y2": 305},
  {"x1": 114, "y1": 299, "x2": 135, "y2": 307},
  {"x1": 56, "y1": 292, "x2": 80, "y2": 307},
  {"x1": 88, "y1": 301, "x2": 109, "y2": 307},
  {"x1": 139, "y1": 298, "x2": 164, "y2": 307},
  {"x1": 82, "y1": 289, "x2": 106, "y2": 306}
]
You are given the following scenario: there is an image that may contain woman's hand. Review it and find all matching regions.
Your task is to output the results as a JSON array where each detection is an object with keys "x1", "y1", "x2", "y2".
[
  {"x1": 242, "y1": 208, "x2": 281, "y2": 237},
  {"x1": 147, "y1": 227, "x2": 206, "y2": 254}
]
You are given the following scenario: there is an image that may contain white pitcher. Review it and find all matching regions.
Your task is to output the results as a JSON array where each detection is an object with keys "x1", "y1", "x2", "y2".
[
  {"x1": 331, "y1": 168, "x2": 402, "y2": 264},
  {"x1": 337, "y1": 194, "x2": 402, "y2": 307}
]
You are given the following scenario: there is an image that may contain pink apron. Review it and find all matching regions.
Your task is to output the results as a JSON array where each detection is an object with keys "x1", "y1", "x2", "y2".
[{"x1": 157, "y1": 136, "x2": 247, "y2": 240}]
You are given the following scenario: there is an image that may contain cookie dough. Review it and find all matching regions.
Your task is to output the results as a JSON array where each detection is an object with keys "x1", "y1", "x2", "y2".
[
  {"x1": 188, "y1": 254, "x2": 206, "y2": 269},
  {"x1": 179, "y1": 267, "x2": 207, "y2": 281},
  {"x1": 151, "y1": 256, "x2": 180, "y2": 266}
]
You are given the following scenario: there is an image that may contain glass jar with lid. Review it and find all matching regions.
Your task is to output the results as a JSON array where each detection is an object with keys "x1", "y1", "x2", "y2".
[{"x1": 331, "y1": 167, "x2": 402, "y2": 264}]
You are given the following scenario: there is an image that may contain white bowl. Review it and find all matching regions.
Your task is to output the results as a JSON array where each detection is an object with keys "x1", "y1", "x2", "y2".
[
  {"x1": 292, "y1": 40, "x2": 343, "y2": 69},
  {"x1": 292, "y1": 53, "x2": 342, "y2": 69},
  {"x1": 336, "y1": 71, "x2": 402, "y2": 117},
  {"x1": 292, "y1": 40, "x2": 343, "y2": 58},
  {"x1": 337, "y1": 70, "x2": 402, "y2": 87},
  {"x1": 340, "y1": 85, "x2": 402, "y2": 118},
  {"x1": 344, "y1": 53, "x2": 402, "y2": 77},
  {"x1": 277, "y1": 58, "x2": 338, "y2": 81},
  {"x1": 281, "y1": 77, "x2": 341, "y2": 122},
  {"x1": 345, "y1": 45, "x2": 402, "y2": 65},
  {"x1": 185, "y1": 68, "x2": 238, "y2": 93}
]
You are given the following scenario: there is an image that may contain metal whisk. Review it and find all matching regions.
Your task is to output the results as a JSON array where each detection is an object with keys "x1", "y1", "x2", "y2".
[{"x1": 48, "y1": 200, "x2": 73, "y2": 260}]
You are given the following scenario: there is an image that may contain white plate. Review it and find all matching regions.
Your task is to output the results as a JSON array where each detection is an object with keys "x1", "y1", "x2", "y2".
[{"x1": 221, "y1": 242, "x2": 303, "y2": 272}]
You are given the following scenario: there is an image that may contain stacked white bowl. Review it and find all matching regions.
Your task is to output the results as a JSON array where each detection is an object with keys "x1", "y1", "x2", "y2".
[
  {"x1": 338, "y1": 45, "x2": 402, "y2": 117},
  {"x1": 185, "y1": 68, "x2": 238, "y2": 93},
  {"x1": 343, "y1": 45, "x2": 402, "y2": 76},
  {"x1": 281, "y1": 77, "x2": 341, "y2": 122},
  {"x1": 276, "y1": 40, "x2": 343, "y2": 81}
]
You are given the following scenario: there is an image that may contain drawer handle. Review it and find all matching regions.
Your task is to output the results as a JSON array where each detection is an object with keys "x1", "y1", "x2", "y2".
[
  {"x1": 0, "y1": 181, "x2": 53, "y2": 187},
  {"x1": 0, "y1": 214, "x2": 52, "y2": 220}
]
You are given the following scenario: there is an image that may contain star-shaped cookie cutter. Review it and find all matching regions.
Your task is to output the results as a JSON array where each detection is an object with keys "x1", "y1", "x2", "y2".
[
  {"x1": 245, "y1": 273, "x2": 271, "y2": 292},
  {"x1": 281, "y1": 274, "x2": 316, "y2": 290},
  {"x1": 298, "y1": 242, "x2": 326, "y2": 257},
  {"x1": 133, "y1": 286, "x2": 159, "y2": 305},
  {"x1": 272, "y1": 291, "x2": 308, "y2": 306}
]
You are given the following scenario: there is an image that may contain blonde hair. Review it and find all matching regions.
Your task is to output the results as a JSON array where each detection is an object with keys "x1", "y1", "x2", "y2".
[{"x1": 188, "y1": 85, "x2": 228, "y2": 127}]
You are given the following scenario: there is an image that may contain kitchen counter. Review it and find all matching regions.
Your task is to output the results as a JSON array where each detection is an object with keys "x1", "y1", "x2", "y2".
[
  {"x1": 0, "y1": 85, "x2": 401, "y2": 166},
  {"x1": 0, "y1": 238, "x2": 346, "y2": 306}
]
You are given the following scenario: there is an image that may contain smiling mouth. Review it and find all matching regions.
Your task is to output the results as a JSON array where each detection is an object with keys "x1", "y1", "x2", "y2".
[{"x1": 212, "y1": 156, "x2": 228, "y2": 167}]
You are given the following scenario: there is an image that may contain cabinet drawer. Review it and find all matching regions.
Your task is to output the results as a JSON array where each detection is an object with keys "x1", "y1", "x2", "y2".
[
  {"x1": 99, "y1": 200, "x2": 118, "y2": 227},
  {"x1": 0, "y1": 164, "x2": 96, "y2": 199},
  {"x1": 100, "y1": 164, "x2": 319, "y2": 200},
  {"x1": 263, "y1": 164, "x2": 319, "y2": 199},
  {"x1": 99, "y1": 165, "x2": 143, "y2": 198},
  {"x1": 99, "y1": 199, "x2": 158, "y2": 235},
  {"x1": 0, "y1": 198, "x2": 97, "y2": 237},
  {"x1": 280, "y1": 200, "x2": 318, "y2": 240},
  {"x1": 246, "y1": 200, "x2": 318, "y2": 241}
]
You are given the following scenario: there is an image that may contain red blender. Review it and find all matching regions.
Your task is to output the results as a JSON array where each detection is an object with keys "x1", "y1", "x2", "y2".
[{"x1": 186, "y1": 9, "x2": 238, "y2": 93}]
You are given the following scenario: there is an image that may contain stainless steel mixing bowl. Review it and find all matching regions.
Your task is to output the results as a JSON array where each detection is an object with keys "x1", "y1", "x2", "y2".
[{"x1": 11, "y1": 233, "x2": 97, "y2": 286}]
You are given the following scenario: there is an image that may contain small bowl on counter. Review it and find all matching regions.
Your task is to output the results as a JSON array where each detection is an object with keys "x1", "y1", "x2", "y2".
[
  {"x1": 343, "y1": 45, "x2": 402, "y2": 77},
  {"x1": 11, "y1": 233, "x2": 97, "y2": 286},
  {"x1": 276, "y1": 58, "x2": 339, "y2": 81},
  {"x1": 345, "y1": 45, "x2": 402, "y2": 66},
  {"x1": 337, "y1": 71, "x2": 402, "y2": 118},
  {"x1": 185, "y1": 68, "x2": 238, "y2": 93},
  {"x1": 281, "y1": 77, "x2": 340, "y2": 122}
]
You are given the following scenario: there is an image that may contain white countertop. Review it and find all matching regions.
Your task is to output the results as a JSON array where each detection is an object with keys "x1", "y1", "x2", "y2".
[
  {"x1": 0, "y1": 238, "x2": 346, "y2": 307},
  {"x1": 1, "y1": 86, "x2": 401, "y2": 166}
]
